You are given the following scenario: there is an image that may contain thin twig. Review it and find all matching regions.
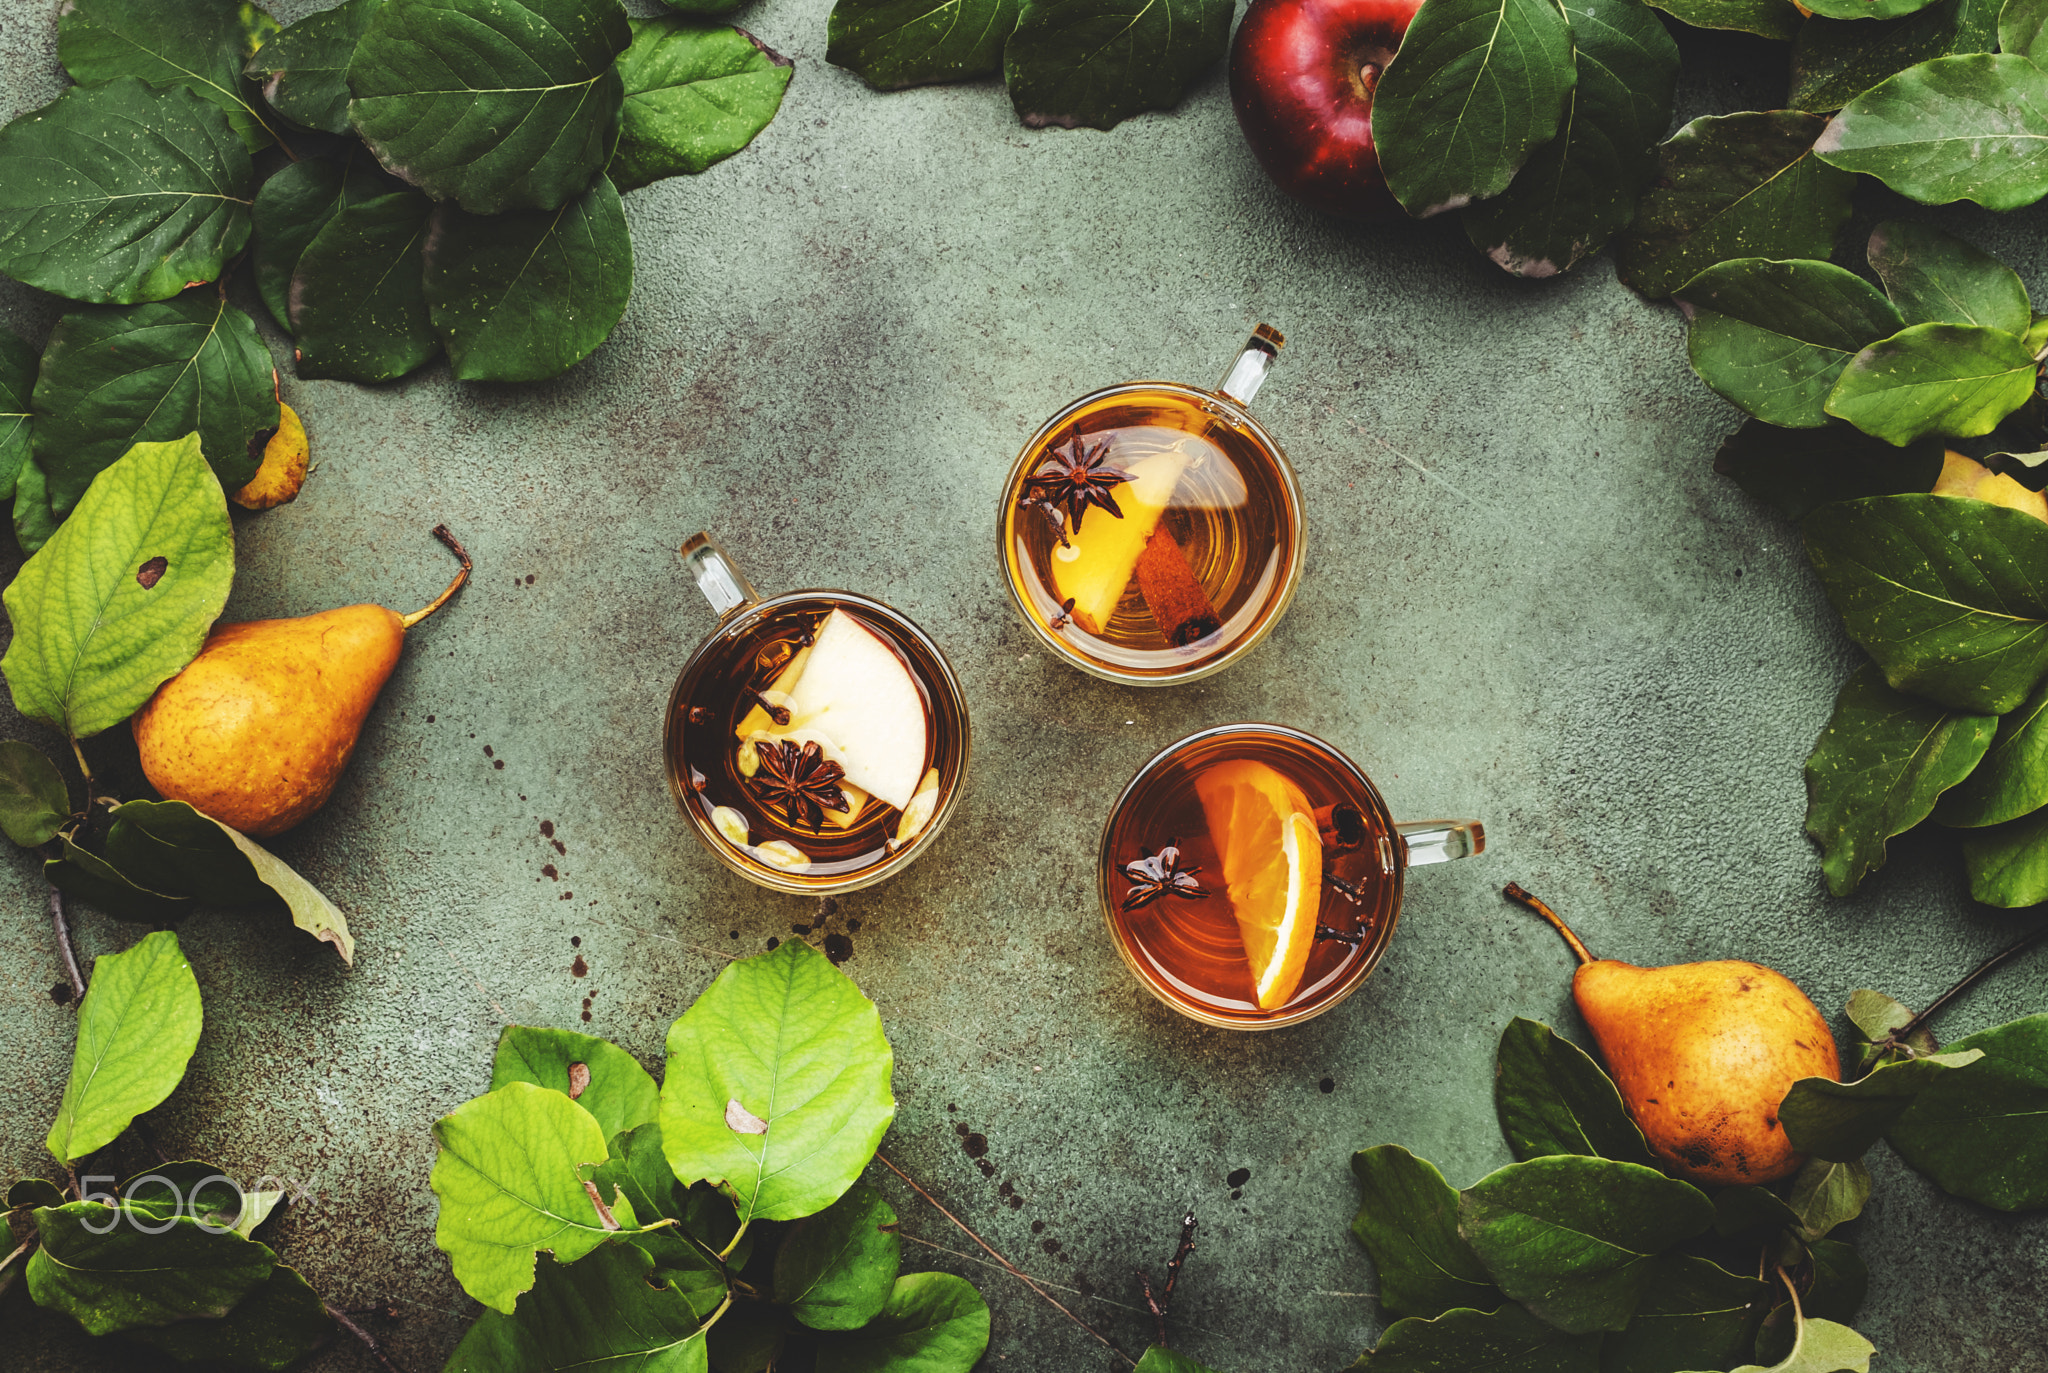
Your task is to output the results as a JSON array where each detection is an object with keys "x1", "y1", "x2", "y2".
[
  {"x1": 875, "y1": 1153, "x2": 1136, "y2": 1368},
  {"x1": 1896, "y1": 924, "x2": 2048, "y2": 1045},
  {"x1": 1138, "y1": 1212, "x2": 1197, "y2": 1346},
  {"x1": 50, "y1": 886, "x2": 85, "y2": 1003},
  {"x1": 1314, "y1": 923, "x2": 1367, "y2": 946},
  {"x1": 327, "y1": 1306, "x2": 409, "y2": 1373}
]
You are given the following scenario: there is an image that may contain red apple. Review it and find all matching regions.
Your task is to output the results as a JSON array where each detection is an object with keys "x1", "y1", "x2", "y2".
[{"x1": 1229, "y1": 0, "x2": 1425, "y2": 222}]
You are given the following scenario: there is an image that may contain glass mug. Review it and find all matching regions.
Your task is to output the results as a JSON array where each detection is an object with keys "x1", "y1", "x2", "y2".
[
  {"x1": 663, "y1": 534, "x2": 970, "y2": 895},
  {"x1": 1098, "y1": 723, "x2": 1485, "y2": 1029},
  {"x1": 997, "y1": 326, "x2": 1306, "y2": 684}
]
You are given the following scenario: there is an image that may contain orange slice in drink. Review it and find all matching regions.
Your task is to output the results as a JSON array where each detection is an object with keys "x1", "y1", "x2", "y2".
[{"x1": 1193, "y1": 759, "x2": 1324, "y2": 1010}]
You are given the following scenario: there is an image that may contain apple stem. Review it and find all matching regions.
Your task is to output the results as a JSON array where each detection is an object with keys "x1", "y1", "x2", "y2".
[
  {"x1": 1504, "y1": 882, "x2": 1596, "y2": 965},
  {"x1": 401, "y1": 524, "x2": 473, "y2": 629}
]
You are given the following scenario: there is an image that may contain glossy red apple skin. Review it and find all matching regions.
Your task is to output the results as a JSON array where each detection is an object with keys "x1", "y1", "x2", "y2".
[{"x1": 1229, "y1": 0, "x2": 1425, "y2": 222}]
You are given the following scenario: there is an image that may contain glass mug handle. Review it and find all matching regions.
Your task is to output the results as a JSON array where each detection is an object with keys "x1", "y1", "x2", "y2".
[
  {"x1": 1396, "y1": 819, "x2": 1487, "y2": 867},
  {"x1": 1217, "y1": 323, "x2": 1285, "y2": 406},
  {"x1": 680, "y1": 532, "x2": 760, "y2": 618}
]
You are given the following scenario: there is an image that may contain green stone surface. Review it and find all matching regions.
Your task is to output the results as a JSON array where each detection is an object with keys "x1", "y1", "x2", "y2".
[{"x1": 1, "y1": 6, "x2": 2042, "y2": 1370}]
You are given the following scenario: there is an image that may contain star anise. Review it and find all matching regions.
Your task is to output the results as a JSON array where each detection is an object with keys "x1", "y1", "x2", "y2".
[
  {"x1": 748, "y1": 739, "x2": 847, "y2": 830},
  {"x1": 1021, "y1": 434, "x2": 1131, "y2": 539},
  {"x1": 1121, "y1": 841, "x2": 1208, "y2": 911}
]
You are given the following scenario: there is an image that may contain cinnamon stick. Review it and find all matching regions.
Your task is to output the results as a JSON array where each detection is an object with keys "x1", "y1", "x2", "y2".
[{"x1": 1134, "y1": 529, "x2": 1221, "y2": 647}]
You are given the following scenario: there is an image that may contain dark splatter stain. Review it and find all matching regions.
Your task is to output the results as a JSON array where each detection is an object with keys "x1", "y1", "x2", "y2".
[
  {"x1": 954, "y1": 1122, "x2": 969, "y2": 1136},
  {"x1": 552, "y1": 839, "x2": 565, "y2": 855},
  {"x1": 1319, "y1": 1077, "x2": 1335, "y2": 1094},
  {"x1": 729, "y1": 930, "x2": 739, "y2": 939},
  {"x1": 570, "y1": 936, "x2": 581, "y2": 948},
  {"x1": 998, "y1": 1180, "x2": 1013, "y2": 1197},
  {"x1": 1226, "y1": 1168, "x2": 1250, "y2": 1188},
  {"x1": 766, "y1": 937, "x2": 780, "y2": 950},
  {"x1": 581, "y1": 1012, "x2": 592, "y2": 1022},
  {"x1": 483, "y1": 745, "x2": 494, "y2": 758},
  {"x1": 1007, "y1": 1195, "x2": 1023, "y2": 1209},
  {"x1": 571, "y1": 956, "x2": 588, "y2": 978},
  {"x1": 136, "y1": 556, "x2": 167, "y2": 588},
  {"x1": 543, "y1": 865, "x2": 558, "y2": 880},
  {"x1": 1030, "y1": 1220, "x2": 1044, "y2": 1234},
  {"x1": 847, "y1": 918, "x2": 862, "y2": 934},
  {"x1": 961, "y1": 1133, "x2": 989, "y2": 1159},
  {"x1": 559, "y1": 891, "x2": 572, "y2": 900},
  {"x1": 976, "y1": 1160, "x2": 995, "y2": 1178},
  {"x1": 525, "y1": 574, "x2": 535, "y2": 585},
  {"x1": 1041, "y1": 1238, "x2": 1060, "y2": 1254},
  {"x1": 1072, "y1": 1273, "x2": 1094, "y2": 1296},
  {"x1": 947, "y1": 1103, "x2": 957, "y2": 1114},
  {"x1": 494, "y1": 760, "x2": 504, "y2": 770},
  {"x1": 426, "y1": 715, "x2": 435, "y2": 723},
  {"x1": 823, "y1": 932, "x2": 853, "y2": 965},
  {"x1": 1230, "y1": 1189, "x2": 1242, "y2": 1201},
  {"x1": 541, "y1": 821, "x2": 555, "y2": 838},
  {"x1": 48, "y1": 983, "x2": 72, "y2": 1005}
]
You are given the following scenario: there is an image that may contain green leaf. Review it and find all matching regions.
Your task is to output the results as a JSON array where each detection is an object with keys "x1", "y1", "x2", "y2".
[
  {"x1": 662, "y1": 0, "x2": 748, "y2": 14},
  {"x1": 46, "y1": 834, "x2": 195, "y2": 922},
  {"x1": 443, "y1": 1244, "x2": 709, "y2": 1373},
  {"x1": 1457, "y1": 1155, "x2": 1714, "y2": 1334},
  {"x1": 1356, "y1": 1302, "x2": 1605, "y2": 1371},
  {"x1": 660, "y1": 940, "x2": 895, "y2": 1225},
  {"x1": 1616, "y1": 111, "x2": 1857, "y2": 300},
  {"x1": 31, "y1": 294, "x2": 274, "y2": 513},
  {"x1": 2, "y1": 433, "x2": 235, "y2": 741},
  {"x1": 1724, "y1": 1317, "x2": 1874, "y2": 1373},
  {"x1": 1002, "y1": 0, "x2": 1233, "y2": 132},
  {"x1": 0, "y1": 330, "x2": 34, "y2": 502},
  {"x1": 1494, "y1": 1018, "x2": 1656, "y2": 1167},
  {"x1": 347, "y1": 0, "x2": 631, "y2": 215},
  {"x1": 812, "y1": 1271, "x2": 991, "y2": 1373},
  {"x1": 2001, "y1": 0, "x2": 2048, "y2": 60},
  {"x1": 1712, "y1": 418, "x2": 1943, "y2": 520},
  {"x1": 1350, "y1": 1146, "x2": 1501, "y2": 1322},
  {"x1": 1826, "y1": 322, "x2": 2038, "y2": 443},
  {"x1": 1135, "y1": 1349, "x2": 1221, "y2": 1373},
  {"x1": 1598, "y1": 1253, "x2": 1763, "y2": 1373},
  {"x1": 491, "y1": 1025, "x2": 661, "y2": 1141},
  {"x1": 1867, "y1": 220, "x2": 2030, "y2": 332},
  {"x1": 8, "y1": 1179, "x2": 66, "y2": 1210},
  {"x1": 291, "y1": 190, "x2": 440, "y2": 384},
  {"x1": 587, "y1": 1122, "x2": 735, "y2": 1316},
  {"x1": 0, "y1": 740, "x2": 70, "y2": 846},
  {"x1": 707, "y1": 1299, "x2": 792, "y2": 1372},
  {"x1": 1803, "y1": 494, "x2": 2048, "y2": 713},
  {"x1": 1934, "y1": 674, "x2": 2048, "y2": 825},
  {"x1": 245, "y1": 0, "x2": 388, "y2": 136},
  {"x1": 1787, "y1": 1157, "x2": 1872, "y2": 1239},
  {"x1": 123, "y1": 1161, "x2": 275, "y2": 1232},
  {"x1": 775, "y1": 1182, "x2": 900, "y2": 1331},
  {"x1": 1887, "y1": 1014, "x2": 2048, "y2": 1208},
  {"x1": 1960, "y1": 804, "x2": 2048, "y2": 904},
  {"x1": 58, "y1": 0, "x2": 281, "y2": 153},
  {"x1": 1803, "y1": 1238, "x2": 1869, "y2": 1324},
  {"x1": 1462, "y1": 0, "x2": 1680, "y2": 278},
  {"x1": 1801, "y1": 665, "x2": 1997, "y2": 896},
  {"x1": 251, "y1": 150, "x2": 391, "y2": 332},
  {"x1": 431, "y1": 1081, "x2": 637, "y2": 1313},
  {"x1": 0, "y1": 80, "x2": 254, "y2": 306},
  {"x1": 12, "y1": 457, "x2": 59, "y2": 555},
  {"x1": 826, "y1": 0, "x2": 1018, "y2": 89},
  {"x1": 423, "y1": 176, "x2": 633, "y2": 382},
  {"x1": 103, "y1": 799, "x2": 356, "y2": 963},
  {"x1": 1790, "y1": 0, "x2": 2000, "y2": 114},
  {"x1": 1679, "y1": 259, "x2": 1905, "y2": 427},
  {"x1": 1816, "y1": 53, "x2": 2048, "y2": 209},
  {"x1": 46, "y1": 930, "x2": 203, "y2": 1164},
  {"x1": 1780, "y1": 1049, "x2": 1984, "y2": 1161},
  {"x1": 24, "y1": 1202, "x2": 273, "y2": 1336},
  {"x1": 1644, "y1": 0, "x2": 1800, "y2": 39},
  {"x1": 126, "y1": 1263, "x2": 333, "y2": 1372},
  {"x1": 612, "y1": 18, "x2": 793, "y2": 193},
  {"x1": 1711, "y1": 1184, "x2": 1802, "y2": 1236},
  {"x1": 1844, "y1": 988, "x2": 1937, "y2": 1068},
  {"x1": 1374, "y1": 0, "x2": 1577, "y2": 216},
  {"x1": 1804, "y1": 0, "x2": 1943, "y2": 20}
]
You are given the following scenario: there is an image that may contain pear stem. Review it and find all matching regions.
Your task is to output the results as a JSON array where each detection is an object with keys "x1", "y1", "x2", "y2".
[
  {"x1": 1504, "y1": 882, "x2": 1596, "y2": 965},
  {"x1": 400, "y1": 525, "x2": 472, "y2": 630}
]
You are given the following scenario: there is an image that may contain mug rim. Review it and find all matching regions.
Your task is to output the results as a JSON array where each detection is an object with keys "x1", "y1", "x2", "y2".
[
  {"x1": 1097, "y1": 721, "x2": 1408, "y2": 1031},
  {"x1": 663, "y1": 588, "x2": 971, "y2": 896},
  {"x1": 997, "y1": 379, "x2": 1307, "y2": 687}
]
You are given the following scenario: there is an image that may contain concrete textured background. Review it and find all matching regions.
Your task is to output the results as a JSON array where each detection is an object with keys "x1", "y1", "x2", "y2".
[{"x1": 2, "y1": 0, "x2": 2045, "y2": 1368}]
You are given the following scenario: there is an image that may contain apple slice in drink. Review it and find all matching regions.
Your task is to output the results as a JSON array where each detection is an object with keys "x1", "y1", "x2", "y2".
[
  {"x1": 773, "y1": 609, "x2": 929, "y2": 811},
  {"x1": 1050, "y1": 442, "x2": 1194, "y2": 634}
]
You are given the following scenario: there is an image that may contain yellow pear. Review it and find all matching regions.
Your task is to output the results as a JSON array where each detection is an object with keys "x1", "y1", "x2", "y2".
[
  {"x1": 1508, "y1": 884, "x2": 1839, "y2": 1186},
  {"x1": 132, "y1": 528, "x2": 470, "y2": 837}
]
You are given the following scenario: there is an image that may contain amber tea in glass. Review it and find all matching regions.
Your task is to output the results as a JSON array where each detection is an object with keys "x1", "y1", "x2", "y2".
[
  {"x1": 1099, "y1": 724, "x2": 1484, "y2": 1029},
  {"x1": 999, "y1": 326, "x2": 1305, "y2": 684},
  {"x1": 664, "y1": 535, "x2": 969, "y2": 894}
]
